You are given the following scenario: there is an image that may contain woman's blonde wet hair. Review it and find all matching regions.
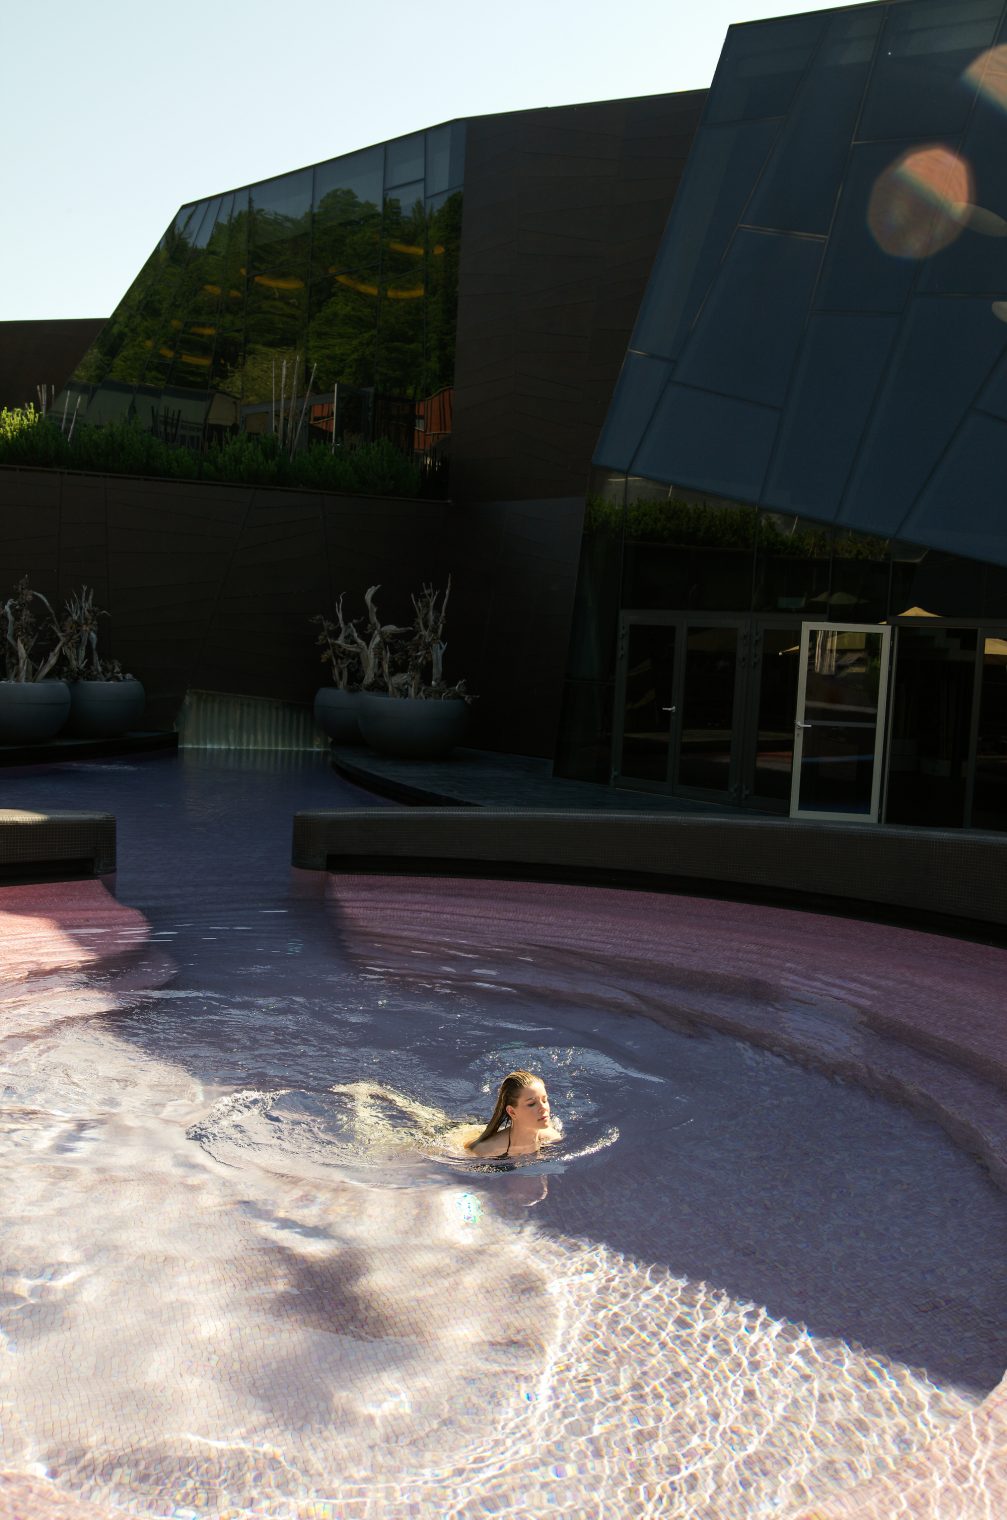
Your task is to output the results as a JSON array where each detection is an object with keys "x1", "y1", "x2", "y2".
[{"x1": 469, "y1": 1070, "x2": 540, "y2": 1147}]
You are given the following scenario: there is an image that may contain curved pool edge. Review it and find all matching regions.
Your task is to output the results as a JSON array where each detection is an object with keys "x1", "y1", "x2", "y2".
[
  {"x1": 306, "y1": 817, "x2": 1007, "y2": 1520},
  {"x1": 292, "y1": 807, "x2": 1007, "y2": 935}
]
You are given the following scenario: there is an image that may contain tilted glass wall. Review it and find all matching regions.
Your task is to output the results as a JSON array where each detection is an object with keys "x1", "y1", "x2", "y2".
[
  {"x1": 595, "y1": 0, "x2": 1007, "y2": 572},
  {"x1": 59, "y1": 123, "x2": 465, "y2": 460}
]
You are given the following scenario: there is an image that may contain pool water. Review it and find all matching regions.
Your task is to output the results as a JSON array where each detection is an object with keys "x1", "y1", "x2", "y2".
[{"x1": 1, "y1": 751, "x2": 1005, "y2": 1520}]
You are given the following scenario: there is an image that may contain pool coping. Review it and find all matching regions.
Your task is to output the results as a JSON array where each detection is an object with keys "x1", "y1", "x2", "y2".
[{"x1": 0, "y1": 809, "x2": 115, "y2": 880}]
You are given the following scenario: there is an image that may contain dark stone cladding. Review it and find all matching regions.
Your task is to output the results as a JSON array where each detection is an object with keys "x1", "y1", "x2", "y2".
[
  {"x1": 0, "y1": 468, "x2": 581, "y2": 758},
  {"x1": 0, "y1": 319, "x2": 106, "y2": 411},
  {"x1": 450, "y1": 91, "x2": 706, "y2": 505}
]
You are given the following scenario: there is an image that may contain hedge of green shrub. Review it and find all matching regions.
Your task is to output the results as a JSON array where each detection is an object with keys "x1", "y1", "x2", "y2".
[
  {"x1": 585, "y1": 493, "x2": 888, "y2": 560},
  {"x1": 0, "y1": 407, "x2": 426, "y2": 498}
]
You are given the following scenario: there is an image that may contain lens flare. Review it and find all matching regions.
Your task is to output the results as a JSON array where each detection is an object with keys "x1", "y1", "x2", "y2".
[
  {"x1": 867, "y1": 145, "x2": 973, "y2": 259},
  {"x1": 965, "y1": 44, "x2": 1007, "y2": 112}
]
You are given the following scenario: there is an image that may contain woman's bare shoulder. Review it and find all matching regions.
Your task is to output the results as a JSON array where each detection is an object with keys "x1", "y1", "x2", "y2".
[{"x1": 465, "y1": 1132, "x2": 509, "y2": 1158}]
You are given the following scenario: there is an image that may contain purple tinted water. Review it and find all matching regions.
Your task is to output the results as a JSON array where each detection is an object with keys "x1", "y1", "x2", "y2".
[{"x1": 1, "y1": 750, "x2": 1006, "y2": 1520}]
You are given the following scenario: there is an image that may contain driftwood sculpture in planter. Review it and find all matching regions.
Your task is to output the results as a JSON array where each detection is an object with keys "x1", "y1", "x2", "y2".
[
  {"x1": 58, "y1": 587, "x2": 145, "y2": 738},
  {"x1": 311, "y1": 589, "x2": 409, "y2": 745},
  {"x1": 0, "y1": 578, "x2": 70, "y2": 743},
  {"x1": 356, "y1": 578, "x2": 474, "y2": 760},
  {"x1": 313, "y1": 580, "x2": 474, "y2": 758}
]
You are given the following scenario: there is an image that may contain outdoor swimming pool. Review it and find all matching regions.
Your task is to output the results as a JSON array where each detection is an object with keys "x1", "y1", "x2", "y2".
[{"x1": 1, "y1": 751, "x2": 1005, "y2": 1519}]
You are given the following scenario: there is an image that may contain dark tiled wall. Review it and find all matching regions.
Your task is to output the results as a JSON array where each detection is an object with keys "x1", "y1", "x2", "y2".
[
  {"x1": 0, "y1": 320, "x2": 106, "y2": 410},
  {"x1": 0, "y1": 469, "x2": 580, "y2": 756},
  {"x1": 450, "y1": 91, "x2": 706, "y2": 503}
]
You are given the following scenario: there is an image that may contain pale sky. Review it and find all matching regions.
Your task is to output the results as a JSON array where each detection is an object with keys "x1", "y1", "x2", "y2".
[{"x1": 3, "y1": 0, "x2": 855, "y2": 322}]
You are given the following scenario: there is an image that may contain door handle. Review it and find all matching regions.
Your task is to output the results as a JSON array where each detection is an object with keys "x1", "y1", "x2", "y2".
[
  {"x1": 796, "y1": 721, "x2": 812, "y2": 729},
  {"x1": 662, "y1": 706, "x2": 677, "y2": 713}
]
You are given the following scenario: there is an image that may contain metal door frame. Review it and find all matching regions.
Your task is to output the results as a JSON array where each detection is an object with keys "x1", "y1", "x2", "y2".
[{"x1": 789, "y1": 622, "x2": 893, "y2": 823}]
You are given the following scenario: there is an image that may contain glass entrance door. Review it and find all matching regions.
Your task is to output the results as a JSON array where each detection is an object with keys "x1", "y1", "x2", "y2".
[
  {"x1": 789, "y1": 623, "x2": 892, "y2": 822},
  {"x1": 614, "y1": 615, "x2": 744, "y2": 799}
]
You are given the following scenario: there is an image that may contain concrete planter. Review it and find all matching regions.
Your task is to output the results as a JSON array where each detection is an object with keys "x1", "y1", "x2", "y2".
[
  {"x1": 357, "y1": 692, "x2": 469, "y2": 759},
  {"x1": 65, "y1": 678, "x2": 146, "y2": 738},
  {"x1": 0, "y1": 680, "x2": 71, "y2": 743},
  {"x1": 313, "y1": 687, "x2": 363, "y2": 745}
]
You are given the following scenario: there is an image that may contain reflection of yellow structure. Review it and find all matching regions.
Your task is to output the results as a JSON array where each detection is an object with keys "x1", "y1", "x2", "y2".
[
  {"x1": 253, "y1": 274, "x2": 305, "y2": 291},
  {"x1": 388, "y1": 241, "x2": 445, "y2": 257},
  {"x1": 191, "y1": 325, "x2": 217, "y2": 336},
  {"x1": 180, "y1": 353, "x2": 212, "y2": 367},
  {"x1": 332, "y1": 271, "x2": 424, "y2": 299}
]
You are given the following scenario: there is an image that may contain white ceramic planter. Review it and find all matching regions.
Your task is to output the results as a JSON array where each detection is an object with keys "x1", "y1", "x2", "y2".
[
  {"x1": 0, "y1": 680, "x2": 71, "y2": 743},
  {"x1": 357, "y1": 692, "x2": 469, "y2": 760},
  {"x1": 313, "y1": 687, "x2": 363, "y2": 745},
  {"x1": 65, "y1": 678, "x2": 146, "y2": 738}
]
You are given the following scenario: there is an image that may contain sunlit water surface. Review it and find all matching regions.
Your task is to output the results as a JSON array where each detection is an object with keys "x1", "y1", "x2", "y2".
[{"x1": 1, "y1": 752, "x2": 1005, "y2": 1520}]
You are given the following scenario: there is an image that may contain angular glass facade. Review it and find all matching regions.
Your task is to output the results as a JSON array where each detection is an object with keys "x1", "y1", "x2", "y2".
[
  {"x1": 59, "y1": 123, "x2": 465, "y2": 459},
  {"x1": 595, "y1": 0, "x2": 1007, "y2": 569},
  {"x1": 558, "y1": 0, "x2": 1007, "y2": 831}
]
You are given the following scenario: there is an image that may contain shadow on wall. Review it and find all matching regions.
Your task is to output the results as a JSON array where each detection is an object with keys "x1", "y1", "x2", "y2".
[{"x1": 0, "y1": 470, "x2": 584, "y2": 759}]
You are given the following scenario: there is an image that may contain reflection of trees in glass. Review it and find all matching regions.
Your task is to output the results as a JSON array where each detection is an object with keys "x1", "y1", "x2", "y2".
[
  {"x1": 66, "y1": 142, "x2": 464, "y2": 435},
  {"x1": 586, "y1": 495, "x2": 889, "y2": 561}
]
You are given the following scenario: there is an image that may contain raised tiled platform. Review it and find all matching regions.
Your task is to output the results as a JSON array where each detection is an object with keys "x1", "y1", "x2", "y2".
[
  {"x1": 0, "y1": 810, "x2": 116, "y2": 880},
  {"x1": 293, "y1": 806, "x2": 1007, "y2": 934},
  {"x1": 0, "y1": 730, "x2": 176, "y2": 767}
]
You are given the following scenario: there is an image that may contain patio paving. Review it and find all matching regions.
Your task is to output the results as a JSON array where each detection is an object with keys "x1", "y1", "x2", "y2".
[{"x1": 328, "y1": 742, "x2": 727, "y2": 812}]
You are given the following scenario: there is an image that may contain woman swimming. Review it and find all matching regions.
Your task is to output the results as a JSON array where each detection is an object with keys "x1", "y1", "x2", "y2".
[{"x1": 464, "y1": 1070, "x2": 562, "y2": 1163}]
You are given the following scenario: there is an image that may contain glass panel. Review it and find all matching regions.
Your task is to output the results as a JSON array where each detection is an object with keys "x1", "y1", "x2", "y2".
[
  {"x1": 426, "y1": 122, "x2": 465, "y2": 196},
  {"x1": 553, "y1": 681, "x2": 615, "y2": 784},
  {"x1": 565, "y1": 516, "x2": 624, "y2": 683},
  {"x1": 705, "y1": 13, "x2": 826, "y2": 125},
  {"x1": 619, "y1": 624, "x2": 675, "y2": 782},
  {"x1": 858, "y1": 0, "x2": 1002, "y2": 142},
  {"x1": 676, "y1": 229, "x2": 823, "y2": 407},
  {"x1": 632, "y1": 119, "x2": 782, "y2": 363},
  {"x1": 762, "y1": 313, "x2": 899, "y2": 519},
  {"x1": 244, "y1": 173, "x2": 312, "y2": 408},
  {"x1": 797, "y1": 723, "x2": 878, "y2": 815},
  {"x1": 424, "y1": 189, "x2": 463, "y2": 395},
  {"x1": 890, "y1": 544, "x2": 988, "y2": 620},
  {"x1": 898, "y1": 412, "x2": 1007, "y2": 569},
  {"x1": 314, "y1": 148, "x2": 384, "y2": 218},
  {"x1": 677, "y1": 625, "x2": 737, "y2": 793},
  {"x1": 814, "y1": 143, "x2": 930, "y2": 313},
  {"x1": 633, "y1": 383, "x2": 780, "y2": 503},
  {"x1": 745, "y1": 11, "x2": 880, "y2": 236},
  {"x1": 386, "y1": 133, "x2": 424, "y2": 188},
  {"x1": 794, "y1": 628, "x2": 887, "y2": 819},
  {"x1": 310, "y1": 150, "x2": 384, "y2": 393},
  {"x1": 376, "y1": 184, "x2": 427, "y2": 397},
  {"x1": 972, "y1": 632, "x2": 1007, "y2": 830},
  {"x1": 841, "y1": 301, "x2": 1007, "y2": 540},
  {"x1": 885, "y1": 627, "x2": 976, "y2": 827},
  {"x1": 804, "y1": 627, "x2": 882, "y2": 724},
  {"x1": 594, "y1": 352, "x2": 672, "y2": 472},
  {"x1": 753, "y1": 512, "x2": 834, "y2": 614},
  {"x1": 622, "y1": 493, "x2": 756, "y2": 612},
  {"x1": 751, "y1": 627, "x2": 801, "y2": 803}
]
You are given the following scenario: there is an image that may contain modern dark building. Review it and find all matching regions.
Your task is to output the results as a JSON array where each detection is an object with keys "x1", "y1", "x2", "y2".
[
  {"x1": 3, "y1": 0, "x2": 1007, "y2": 832},
  {"x1": 555, "y1": 0, "x2": 1007, "y2": 834}
]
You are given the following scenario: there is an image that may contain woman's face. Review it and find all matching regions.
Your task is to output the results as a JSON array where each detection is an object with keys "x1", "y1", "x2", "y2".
[{"x1": 507, "y1": 1079, "x2": 550, "y2": 1129}]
